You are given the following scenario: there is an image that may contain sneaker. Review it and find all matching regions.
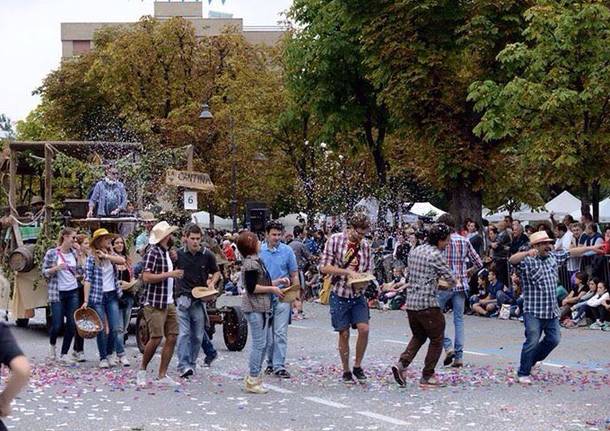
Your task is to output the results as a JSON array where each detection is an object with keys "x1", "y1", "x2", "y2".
[
  {"x1": 576, "y1": 318, "x2": 589, "y2": 328},
  {"x1": 518, "y1": 316, "x2": 524, "y2": 322},
  {"x1": 99, "y1": 359, "x2": 110, "y2": 369},
  {"x1": 136, "y1": 370, "x2": 147, "y2": 387},
  {"x1": 59, "y1": 354, "x2": 74, "y2": 365},
  {"x1": 204, "y1": 352, "x2": 218, "y2": 367},
  {"x1": 180, "y1": 368, "x2": 194, "y2": 379},
  {"x1": 107, "y1": 354, "x2": 118, "y2": 367},
  {"x1": 72, "y1": 351, "x2": 85, "y2": 362},
  {"x1": 352, "y1": 367, "x2": 367, "y2": 383},
  {"x1": 419, "y1": 375, "x2": 446, "y2": 388},
  {"x1": 451, "y1": 359, "x2": 464, "y2": 368},
  {"x1": 157, "y1": 375, "x2": 180, "y2": 387},
  {"x1": 489, "y1": 311, "x2": 499, "y2": 318},
  {"x1": 119, "y1": 355, "x2": 130, "y2": 367},
  {"x1": 443, "y1": 350, "x2": 455, "y2": 366},
  {"x1": 342, "y1": 371, "x2": 356, "y2": 385},
  {"x1": 517, "y1": 375, "x2": 532, "y2": 385},
  {"x1": 589, "y1": 321, "x2": 603, "y2": 330},
  {"x1": 244, "y1": 375, "x2": 268, "y2": 394},
  {"x1": 601, "y1": 322, "x2": 610, "y2": 331},
  {"x1": 274, "y1": 369, "x2": 291, "y2": 379},
  {"x1": 264, "y1": 366, "x2": 274, "y2": 375},
  {"x1": 391, "y1": 363, "x2": 407, "y2": 387},
  {"x1": 48, "y1": 344, "x2": 57, "y2": 361}
]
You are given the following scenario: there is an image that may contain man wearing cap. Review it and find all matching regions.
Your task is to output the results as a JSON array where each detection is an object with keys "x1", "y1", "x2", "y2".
[
  {"x1": 175, "y1": 224, "x2": 220, "y2": 378},
  {"x1": 87, "y1": 165, "x2": 128, "y2": 218},
  {"x1": 137, "y1": 221, "x2": 184, "y2": 387},
  {"x1": 135, "y1": 211, "x2": 157, "y2": 256},
  {"x1": 260, "y1": 220, "x2": 299, "y2": 379},
  {"x1": 509, "y1": 231, "x2": 604, "y2": 385}
]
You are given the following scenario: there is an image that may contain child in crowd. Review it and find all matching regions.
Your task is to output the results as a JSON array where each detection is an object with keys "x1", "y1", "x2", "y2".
[
  {"x1": 559, "y1": 272, "x2": 588, "y2": 322},
  {"x1": 472, "y1": 269, "x2": 503, "y2": 317}
]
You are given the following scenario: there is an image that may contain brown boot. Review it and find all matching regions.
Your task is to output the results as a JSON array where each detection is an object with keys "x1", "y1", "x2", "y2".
[{"x1": 419, "y1": 375, "x2": 446, "y2": 388}]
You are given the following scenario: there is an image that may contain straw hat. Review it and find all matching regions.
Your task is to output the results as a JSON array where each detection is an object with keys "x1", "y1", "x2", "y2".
[
  {"x1": 279, "y1": 284, "x2": 300, "y2": 303},
  {"x1": 139, "y1": 211, "x2": 157, "y2": 222},
  {"x1": 91, "y1": 228, "x2": 117, "y2": 248},
  {"x1": 148, "y1": 221, "x2": 178, "y2": 245},
  {"x1": 529, "y1": 231, "x2": 554, "y2": 246},
  {"x1": 30, "y1": 195, "x2": 44, "y2": 206},
  {"x1": 192, "y1": 286, "x2": 218, "y2": 301}
]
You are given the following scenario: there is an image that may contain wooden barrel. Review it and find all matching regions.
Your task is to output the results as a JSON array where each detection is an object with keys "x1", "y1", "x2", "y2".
[{"x1": 9, "y1": 244, "x2": 35, "y2": 272}]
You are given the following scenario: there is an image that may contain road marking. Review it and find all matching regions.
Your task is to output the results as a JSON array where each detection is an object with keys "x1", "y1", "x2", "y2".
[
  {"x1": 264, "y1": 383, "x2": 295, "y2": 394},
  {"x1": 303, "y1": 397, "x2": 349, "y2": 409},
  {"x1": 356, "y1": 411, "x2": 411, "y2": 426},
  {"x1": 463, "y1": 350, "x2": 490, "y2": 357},
  {"x1": 383, "y1": 339, "x2": 406, "y2": 345},
  {"x1": 290, "y1": 324, "x2": 310, "y2": 329},
  {"x1": 541, "y1": 362, "x2": 563, "y2": 368}
]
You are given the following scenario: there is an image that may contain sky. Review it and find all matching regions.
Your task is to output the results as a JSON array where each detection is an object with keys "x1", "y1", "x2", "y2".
[{"x1": 0, "y1": 0, "x2": 292, "y2": 124}]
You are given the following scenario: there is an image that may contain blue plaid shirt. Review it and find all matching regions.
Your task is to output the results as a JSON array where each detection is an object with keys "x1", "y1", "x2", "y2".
[
  {"x1": 84, "y1": 255, "x2": 121, "y2": 305},
  {"x1": 517, "y1": 250, "x2": 569, "y2": 319},
  {"x1": 42, "y1": 247, "x2": 83, "y2": 302}
]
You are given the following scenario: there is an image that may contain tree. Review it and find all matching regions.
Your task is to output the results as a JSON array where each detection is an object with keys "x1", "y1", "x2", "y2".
[
  {"x1": 340, "y1": 0, "x2": 532, "y2": 225},
  {"x1": 469, "y1": 0, "x2": 610, "y2": 221},
  {"x1": 0, "y1": 114, "x2": 15, "y2": 139}
]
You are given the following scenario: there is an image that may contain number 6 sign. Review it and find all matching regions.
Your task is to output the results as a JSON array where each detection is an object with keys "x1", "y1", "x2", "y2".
[{"x1": 183, "y1": 191, "x2": 197, "y2": 210}]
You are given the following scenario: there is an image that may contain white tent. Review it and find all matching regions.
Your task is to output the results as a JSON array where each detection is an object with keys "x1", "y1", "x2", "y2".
[
  {"x1": 278, "y1": 213, "x2": 307, "y2": 229},
  {"x1": 544, "y1": 191, "x2": 582, "y2": 216},
  {"x1": 599, "y1": 198, "x2": 610, "y2": 223},
  {"x1": 409, "y1": 202, "x2": 446, "y2": 219},
  {"x1": 191, "y1": 211, "x2": 233, "y2": 230}
]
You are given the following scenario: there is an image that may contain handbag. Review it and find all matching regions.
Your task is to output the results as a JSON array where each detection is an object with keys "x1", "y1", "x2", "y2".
[
  {"x1": 319, "y1": 243, "x2": 361, "y2": 305},
  {"x1": 498, "y1": 303, "x2": 511, "y2": 320}
]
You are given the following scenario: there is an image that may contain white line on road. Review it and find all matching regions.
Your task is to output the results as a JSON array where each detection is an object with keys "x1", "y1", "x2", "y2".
[
  {"x1": 463, "y1": 350, "x2": 490, "y2": 357},
  {"x1": 356, "y1": 411, "x2": 412, "y2": 426},
  {"x1": 264, "y1": 383, "x2": 295, "y2": 394},
  {"x1": 383, "y1": 339, "x2": 406, "y2": 345},
  {"x1": 541, "y1": 362, "x2": 564, "y2": 368},
  {"x1": 303, "y1": 397, "x2": 349, "y2": 409},
  {"x1": 290, "y1": 324, "x2": 311, "y2": 329}
]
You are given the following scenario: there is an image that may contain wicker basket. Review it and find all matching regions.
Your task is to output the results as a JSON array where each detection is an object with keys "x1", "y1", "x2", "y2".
[{"x1": 74, "y1": 308, "x2": 102, "y2": 339}]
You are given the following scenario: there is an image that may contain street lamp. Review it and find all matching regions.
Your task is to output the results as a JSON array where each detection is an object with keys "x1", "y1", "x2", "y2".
[{"x1": 199, "y1": 103, "x2": 214, "y2": 120}]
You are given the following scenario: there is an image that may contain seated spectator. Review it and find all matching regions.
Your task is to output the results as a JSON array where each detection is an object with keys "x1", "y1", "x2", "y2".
[
  {"x1": 471, "y1": 269, "x2": 503, "y2": 317},
  {"x1": 559, "y1": 272, "x2": 589, "y2": 322},
  {"x1": 509, "y1": 272, "x2": 524, "y2": 319},
  {"x1": 469, "y1": 272, "x2": 489, "y2": 312},
  {"x1": 378, "y1": 266, "x2": 407, "y2": 310},
  {"x1": 585, "y1": 281, "x2": 610, "y2": 330},
  {"x1": 565, "y1": 277, "x2": 604, "y2": 327}
]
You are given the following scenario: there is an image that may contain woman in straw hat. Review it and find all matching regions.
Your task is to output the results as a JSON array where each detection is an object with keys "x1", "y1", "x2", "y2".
[
  {"x1": 82, "y1": 228, "x2": 130, "y2": 368},
  {"x1": 235, "y1": 231, "x2": 287, "y2": 394}
]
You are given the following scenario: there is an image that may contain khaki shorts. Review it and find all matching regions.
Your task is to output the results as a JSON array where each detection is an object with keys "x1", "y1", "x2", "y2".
[{"x1": 143, "y1": 304, "x2": 179, "y2": 338}]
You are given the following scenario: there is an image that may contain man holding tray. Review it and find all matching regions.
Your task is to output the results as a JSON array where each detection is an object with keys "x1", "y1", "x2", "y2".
[{"x1": 320, "y1": 213, "x2": 373, "y2": 384}]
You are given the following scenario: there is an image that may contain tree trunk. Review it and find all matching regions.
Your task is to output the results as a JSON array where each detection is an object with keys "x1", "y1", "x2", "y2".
[
  {"x1": 580, "y1": 182, "x2": 591, "y2": 218},
  {"x1": 591, "y1": 180, "x2": 600, "y2": 223},
  {"x1": 448, "y1": 183, "x2": 482, "y2": 228}
]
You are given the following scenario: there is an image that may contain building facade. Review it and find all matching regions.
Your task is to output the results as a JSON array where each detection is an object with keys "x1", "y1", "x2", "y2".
[{"x1": 61, "y1": 1, "x2": 285, "y2": 58}]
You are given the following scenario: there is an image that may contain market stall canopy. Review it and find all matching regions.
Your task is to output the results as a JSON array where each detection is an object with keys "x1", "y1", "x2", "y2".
[
  {"x1": 277, "y1": 213, "x2": 307, "y2": 229},
  {"x1": 191, "y1": 211, "x2": 233, "y2": 230},
  {"x1": 544, "y1": 191, "x2": 581, "y2": 216}
]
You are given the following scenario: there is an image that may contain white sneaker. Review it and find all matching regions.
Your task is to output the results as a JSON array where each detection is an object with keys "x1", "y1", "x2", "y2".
[
  {"x1": 72, "y1": 351, "x2": 85, "y2": 362},
  {"x1": 59, "y1": 354, "x2": 74, "y2": 365},
  {"x1": 99, "y1": 359, "x2": 110, "y2": 369},
  {"x1": 48, "y1": 344, "x2": 57, "y2": 361},
  {"x1": 136, "y1": 370, "x2": 147, "y2": 387},
  {"x1": 119, "y1": 355, "x2": 130, "y2": 367},
  {"x1": 107, "y1": 354, "x2": 118, "y2": 367},
  {"x1": 517, "y1": 375, "x2": 532, "y2": 385},
  {"x1": 157, "y1": 375, "x2": 180, "y2": 387}
]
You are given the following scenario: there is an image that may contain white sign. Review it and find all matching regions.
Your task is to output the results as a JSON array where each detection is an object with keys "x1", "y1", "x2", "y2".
[{"x1": 184, "y1": 191, "x2": 198, "y2": 210}]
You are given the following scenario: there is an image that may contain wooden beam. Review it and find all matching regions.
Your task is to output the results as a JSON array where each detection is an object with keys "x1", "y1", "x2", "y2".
[
  {"x1": 8, "y1": 149, "x2": 17, "y2": 216},
  {"x1": 187, "y1": 145, "x2": 194, "y2": 171},
  {"x1": 44, "y1": 144, "x2": 53, "y2": 234}
]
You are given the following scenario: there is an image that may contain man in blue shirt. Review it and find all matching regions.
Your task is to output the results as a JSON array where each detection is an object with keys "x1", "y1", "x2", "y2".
[{"x1": 260, "y1": 220, "x2": 299, "y2": 378}]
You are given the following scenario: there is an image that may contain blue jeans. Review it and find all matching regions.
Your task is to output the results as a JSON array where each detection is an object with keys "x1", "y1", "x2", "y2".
[
  {"x1": 176, "y1": 298, "x2": 205, "y2": 372},
  {"x1": 49, "y1": 288, "x2": 79, "y2": 355},
  {"x1": 437, "y1": 290, "x2": 465, "y2": 360},
  {"x1": 245, "y1": 312, "x2": 270, "y2": 377},
  {"x1": 92, "y1": 291, "x2": 124, "y2": 360},
  {"x1": 518, "y1": 313, "x2": 561, "y2": 377},
  {"x1": 119, "y1": 294, "x2": 135, "y2": 336},
  {"x1": 266, "y1": 300, "x2": 291, "y2": 371},
  {"x1": 200, "y1": 302, "x2": 217, "y2": 359}
]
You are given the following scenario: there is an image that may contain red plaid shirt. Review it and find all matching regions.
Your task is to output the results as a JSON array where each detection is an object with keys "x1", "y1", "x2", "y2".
[
  {"x1": 443, "y1": 233, "x2": 483, "y2": 291},
  {"x1": 320, "y1": 232, "x2": 372, "y2": 298},
  {"x1": 142, "y1": 244, "x2": 173, "y2": 309}
]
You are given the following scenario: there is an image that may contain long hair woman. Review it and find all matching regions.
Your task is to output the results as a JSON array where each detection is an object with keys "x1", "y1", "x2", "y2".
[
  {"x1": 112, "y1": 235, "x2": 135, "y2": 345},
  {"x1": 70, "y1": 234, "x2": 91, "y2": 362},
  {"x1": 41, "y1": 227, "x2": 82, "y2": 363}
]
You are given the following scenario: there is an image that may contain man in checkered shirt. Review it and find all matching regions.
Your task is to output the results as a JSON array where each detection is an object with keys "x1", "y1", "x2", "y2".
[
  {"x1": 320, "y1": 212, "x2": 373, "y2": 384},
  {"x1": 509, "y1": 230, "x2": 603, "y2": 385},
  {"x1": 391, "y1": 223, "x2": 456, "y2": 389},
  {"x1": 137, "y1": 221, "x2": 184, "y2": 387}
]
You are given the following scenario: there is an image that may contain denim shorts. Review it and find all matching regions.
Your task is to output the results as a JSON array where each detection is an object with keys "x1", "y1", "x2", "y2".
[{"x1": 330, "y1": 293, "x2": 369, "y2": 331}]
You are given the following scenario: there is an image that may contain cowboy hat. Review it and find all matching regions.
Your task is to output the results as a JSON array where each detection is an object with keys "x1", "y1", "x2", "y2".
[
  {"x1": 192, "y1": 286, "x2": 218, "y2": 300},
  {"x1": 529, "y1": 231, "x2": 555, "y2": 246},
  {"x1": 139, "y1": 211, "x2": 157, "y2": 222},
  {"x1": 30, "y1": 195, "x2": 44, "y2": 206},
  {"x1": 148, "y1": 221, "x2": 178, "y2": 245},
  {"x1": 91, "y1": 228, "x2": 117, "y2": 248}
]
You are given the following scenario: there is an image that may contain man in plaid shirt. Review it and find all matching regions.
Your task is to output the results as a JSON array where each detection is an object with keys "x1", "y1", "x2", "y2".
[
  {"x1": 137, "y1": 221, "x2": 184, "y2": 387},
  {"x1": 437, "y1": 214, "x2": 483, "y2": 368},
  {"x1": 509, "y1": 230, "x2": 603, "y2": 384},
  {"x1": 320, "y1": 213, "x2": 373, "y2": 384},
  {"x1": 391, "y1": 223, "x2": 456, "y2": 389}
]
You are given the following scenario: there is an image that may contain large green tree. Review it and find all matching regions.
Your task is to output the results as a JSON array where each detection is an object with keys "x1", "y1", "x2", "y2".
[
  {"x1": 340, "y1": 0, "x2": 532, "y2": 224},
  {"x1": 469, "y1": 0, "x2": 610, "y2": 220}
]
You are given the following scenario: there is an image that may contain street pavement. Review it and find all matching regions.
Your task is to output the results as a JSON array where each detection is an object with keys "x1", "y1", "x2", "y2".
[{"x1": 1, "y1": 298, "x2": 609, "y2": 431}]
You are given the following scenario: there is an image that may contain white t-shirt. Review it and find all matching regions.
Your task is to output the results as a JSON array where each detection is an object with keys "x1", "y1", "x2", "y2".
[
  {"x1": 166, "y1": 251, "x2": 174, "y2": 301},
  {"x1": 101, "y1": 261, "x2": 116, "y2": 292},
  {"x1": 56, "y1": 250, "x2": 77, "y2": 291}
]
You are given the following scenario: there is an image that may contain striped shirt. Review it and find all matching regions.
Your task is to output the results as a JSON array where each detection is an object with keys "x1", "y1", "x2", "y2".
[
  {"x1": 320, "y1": 232, "x2": 372, "y2": 298},
  {"x1": 84, "y1": 255, "x2": 121, "y2": 305},
  {"x1": 443, "y1": 233, "x2": 483, "y2": 291},
  {"x1": 405, "y1": 244, "x2": 455, "y2": 310},
  {"x1": 517, "y1": 250, "x2": 569, "y2": 319},
  {"x1": 42, "y1": 247, "x2": 82, "y2": 302}
]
